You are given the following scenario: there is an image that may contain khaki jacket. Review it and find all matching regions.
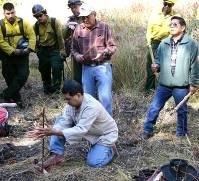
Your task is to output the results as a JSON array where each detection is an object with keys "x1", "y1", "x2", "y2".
[{"x1": 53, "y1": 93, "x2": 118, "y2": 146}]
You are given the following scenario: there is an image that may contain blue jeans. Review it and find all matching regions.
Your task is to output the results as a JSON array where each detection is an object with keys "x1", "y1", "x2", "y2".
[
  {"x1": 49, "y1": 136, "x2": 114, "y2": 167},
  {"x1": 82, "y1": 62, "x2": 113, "y2": 116},
  {"x1": 143, "y1": 85, "x2": 189, "y2": 136}
]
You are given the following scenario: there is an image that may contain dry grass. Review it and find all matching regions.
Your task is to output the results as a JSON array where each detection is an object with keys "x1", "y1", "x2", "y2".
[{"x1": 0, "y1": 1, "x2": 199, "y2": 180}]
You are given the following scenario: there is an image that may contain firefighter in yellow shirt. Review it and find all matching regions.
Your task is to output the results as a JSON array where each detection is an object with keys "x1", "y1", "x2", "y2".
[
  {"x1": 145, "y1": 0, "x2": 176, "y2": 92},
  {"x1": 0, "y1": 2, "x2": 36, "y2": 108}
]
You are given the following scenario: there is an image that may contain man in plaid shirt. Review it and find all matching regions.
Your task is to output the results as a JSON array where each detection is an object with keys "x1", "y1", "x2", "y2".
[{"x1": 71, "y1": 4, "x2": 117, "y2": 116}]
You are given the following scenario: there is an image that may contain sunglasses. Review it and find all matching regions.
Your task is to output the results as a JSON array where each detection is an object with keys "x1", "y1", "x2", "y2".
[
  {"x1": 163, "y1": 2, "x2": 173, "y2": 7},
  {"x1": 169, "y1": 22, "x2": 179, "y2": 27},
  {"x1": 34, "y1": 14, "x2": 43, "y2": 19}
]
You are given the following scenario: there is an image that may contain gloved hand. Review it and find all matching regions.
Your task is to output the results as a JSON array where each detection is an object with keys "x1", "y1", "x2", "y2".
[
  {"x1": 22, "y1": 48, "x2": 31, "y2": 55},
  {"x1": 60, "y1": 50, "x2": 67, "y2": 60},
  {"x1": 68, "y1": 22, "x2": 78, "y2": 30},
  {"x1": 13, "y1": 49, "x2": 23, "y2": 56}
]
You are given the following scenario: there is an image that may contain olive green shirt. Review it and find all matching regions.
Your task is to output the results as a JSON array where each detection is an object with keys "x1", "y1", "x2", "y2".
[{"x1": 34, "y1": 16, "x2": 65, "y2": 52}]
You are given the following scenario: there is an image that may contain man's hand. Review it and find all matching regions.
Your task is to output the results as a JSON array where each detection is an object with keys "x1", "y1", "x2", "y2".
[
  {"x1": 60, "y1": 50, "x2": 67, "y2": 60},
  {"x1": 189, "y1": 86, "x2": 198, "y2": 95},
  {"x1": 76, "y1": 54, "x2": 85, "y2": 62},
  {"x1": 13, "y1": 49, "x2": 23, "y2": 56},
  {"x1": 102, "y1": 49, "x2": 111, "y2": 58},
  {"x1": 92, "y1": 49, "x2": 111, "y2": 61},
  {"x1": 22, "y1": 48, "x2": 31, "y2": 55},
  {"x1": 27, "y1": 126, "x2": 54, "y2": 140},
  {"x1": 151, "y1": 63, "x2": 160, "y2": 73},
  {"x1": 92, "y1": 53, "x2": 102, "y2": 60}
]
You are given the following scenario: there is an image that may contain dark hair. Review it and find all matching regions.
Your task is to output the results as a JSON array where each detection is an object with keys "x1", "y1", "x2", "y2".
[
  {"x1": 3, "y1": 2, "x2": 14, "y2": 11},
  {"x1": 171, "y1": 16, "x2": 186, "y2": 27},
  {"x1": 62, "y1": 80, "x2": 83, "y2": 96}
]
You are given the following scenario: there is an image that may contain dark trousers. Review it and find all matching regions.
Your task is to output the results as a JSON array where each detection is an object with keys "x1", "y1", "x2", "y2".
[
  {"x1": 37, "y1": 47, "x2": 64, "y2": 92},
  {"x1": 72, "y1": 58, "x2": 82, "y2": 85},
  {"x1": 145, "y1": 40, "x2": 160, "y2": 92},
  {"x1": 1, "y1": 54, "x2": 29, "y2": 101}
]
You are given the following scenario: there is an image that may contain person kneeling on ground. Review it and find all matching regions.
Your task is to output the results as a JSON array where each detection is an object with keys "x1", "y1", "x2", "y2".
[{"x1": 27, "y1": 80, "x2": 118, "y2": 171}]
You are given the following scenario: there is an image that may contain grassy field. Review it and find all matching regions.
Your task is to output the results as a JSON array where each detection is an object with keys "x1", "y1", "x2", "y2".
[{"x1": 0, "y1": 1, "x2": 199, "y2": 180}]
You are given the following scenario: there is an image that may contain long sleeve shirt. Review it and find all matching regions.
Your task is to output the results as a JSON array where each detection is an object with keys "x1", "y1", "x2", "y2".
[
  {"x1": 0, "y1": 17, "x2": 36, "y2": 55},
  {"x1": 34, "y1": 16, "x2": 65, "y2": 52},
  {"x1": 146, "y1": 10, "x2": 175, "y2": 45},
  {"x1": 155, "y1": 34, "x2": 199, "y2": 87},
  {"x1": 72, "y1": 20, "x2": 117, "y2": 63},
  {"x1": 53, "y1": 93, "x2": 118, "y2": 146}
]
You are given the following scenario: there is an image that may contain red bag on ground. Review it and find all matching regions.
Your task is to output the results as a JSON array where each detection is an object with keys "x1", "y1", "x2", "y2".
[{"x1": 0, "y1": 107, "x2": 9, "y2": 137}]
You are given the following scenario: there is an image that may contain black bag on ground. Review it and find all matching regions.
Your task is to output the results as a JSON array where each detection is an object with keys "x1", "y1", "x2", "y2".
[{"x1": 148, "y1": 159, "x2": 199, "y2": 181}]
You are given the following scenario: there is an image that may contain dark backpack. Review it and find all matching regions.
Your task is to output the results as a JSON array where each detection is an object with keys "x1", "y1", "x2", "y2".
[
  {"x1": 0, "y1": 18, "x2": 25, "y2": 38},
  {"x1": 0, "y1": 18, "x2": 28, "y2": 48},
  {"x1": 134, "y1": 159, "x2": 199, "y2": 181},
  {"x1": 34, "y1": 17, "x2": 57, "y2": 46},
  {"x1": 148, "y1": 159, "x2": 199, "y2": 181}
]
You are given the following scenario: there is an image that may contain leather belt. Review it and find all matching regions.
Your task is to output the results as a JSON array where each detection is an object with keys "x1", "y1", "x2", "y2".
[{"x1": 84, "y1": 61, "x2": 110, "y2": 67}]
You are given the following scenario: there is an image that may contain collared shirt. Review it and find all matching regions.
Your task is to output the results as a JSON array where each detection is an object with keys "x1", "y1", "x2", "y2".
[
  {"x1": 34, "y1": 16, "x2": 65, "y2": 51},
  {"x1": 53, "y1": 93, "x2": 118, "y2": 146},
  {"x1": 72, "y1": 20, "x2": 117, "y2": 63},
  {"x1": 170, "y1": 35, "x2": 184, "y2": 76},
  {"x1": 155, "y1": 34, "x2": 199, "y2": 87},
  {"x1": 146, "y1": 10, "x2": 175, "y2": 45}
]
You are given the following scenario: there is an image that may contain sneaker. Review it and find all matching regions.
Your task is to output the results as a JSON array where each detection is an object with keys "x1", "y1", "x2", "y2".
[
  {"x1": 139, "y1": 132, "x2": 154, "y2": 140},
  {"x1": 35, "y1": 153, "x2": 65, "y2": 173}
]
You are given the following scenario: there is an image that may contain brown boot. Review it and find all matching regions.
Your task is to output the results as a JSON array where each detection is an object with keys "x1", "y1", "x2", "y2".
[{"x1": 35, "y1": 153, "x2": 65, "y2": 173}]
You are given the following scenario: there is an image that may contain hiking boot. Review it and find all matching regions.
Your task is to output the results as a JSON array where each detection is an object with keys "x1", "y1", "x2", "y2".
[
  {"x1": 35, "y1": 153, "x2": 65, "y2": 173},
  {"x1": 12, "y1": 95, "x2": 25, "y2": 109},
  {"x1": 0, "y1": 92, "x2": 13, "y2": 103},
  {"x1": 139, "y1": 132, "x2": 154, "y2": 140},
  {"x1": 112, "y1": 144, "x2": 119, "y2": 158}
]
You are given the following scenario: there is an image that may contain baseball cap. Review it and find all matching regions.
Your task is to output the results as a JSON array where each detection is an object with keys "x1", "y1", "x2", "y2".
[{"x1": 78, "y1": 4, "x2": 95, "y2": 17}]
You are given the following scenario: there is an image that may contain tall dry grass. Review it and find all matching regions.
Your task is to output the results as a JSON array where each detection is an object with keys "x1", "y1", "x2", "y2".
[{"x1": 98, "y1": 1, "x2": 198, "y2": 92}]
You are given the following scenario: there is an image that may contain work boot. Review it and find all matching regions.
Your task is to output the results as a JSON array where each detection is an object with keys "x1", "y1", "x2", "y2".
[
  {"x1": 0, "y1": 92, "x2": 13, "y2": 103},
  {"x1": 112, "y1": 144, "x2": 119, "y2": 158},
  {"x1": 139, "y1": 132, "x2": 154, "y2": 140},
  {"x1": 12, "y1": 93, "x2": 25, "y2": 109},
  {"x1": 35, "y1": 153, "x2": 65, "y2": 173}
]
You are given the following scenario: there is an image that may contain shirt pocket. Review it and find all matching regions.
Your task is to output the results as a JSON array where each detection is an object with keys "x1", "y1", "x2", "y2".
[
  {"x1": 78, "y1": 35, "x2": 89, "y2": 48},
  {"x1": 95, "y1": 34, "x2": 105, "y2": 47}
]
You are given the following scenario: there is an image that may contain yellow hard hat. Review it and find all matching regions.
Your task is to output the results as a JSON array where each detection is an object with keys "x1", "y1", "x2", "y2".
[{"x1": 164, "y1": 0, "x2": 176, "y2": 4}]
